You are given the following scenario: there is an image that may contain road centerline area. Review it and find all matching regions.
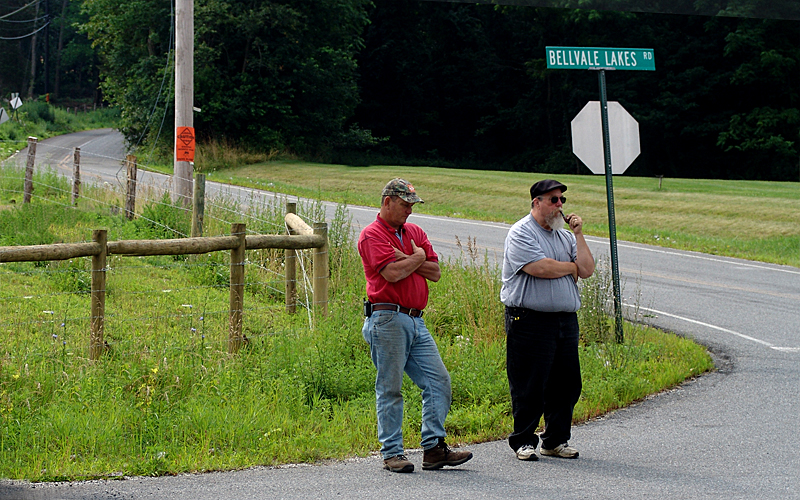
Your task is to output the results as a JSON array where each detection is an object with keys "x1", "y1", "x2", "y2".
[{"x1": 621, "y1": 267, "x2": 800, "y2": 301}]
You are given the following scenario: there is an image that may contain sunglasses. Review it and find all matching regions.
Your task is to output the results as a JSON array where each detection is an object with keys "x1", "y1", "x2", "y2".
[{"x1": 538, "y1": 195, "x2": 566, "y2": 204}]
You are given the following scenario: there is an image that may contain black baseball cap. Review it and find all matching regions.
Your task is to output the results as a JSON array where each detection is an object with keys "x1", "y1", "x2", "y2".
[{"x1": 530, "y1": 179, "x2": 567, "y2": 199}]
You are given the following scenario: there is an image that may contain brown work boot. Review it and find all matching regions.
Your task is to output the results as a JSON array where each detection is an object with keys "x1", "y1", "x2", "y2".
[
  {"x1": 383, "y1": 454, "x2": 414, "y2": 473},
  {"x1": 422, "y1": 438, "x2": 473, "y2": 470}
]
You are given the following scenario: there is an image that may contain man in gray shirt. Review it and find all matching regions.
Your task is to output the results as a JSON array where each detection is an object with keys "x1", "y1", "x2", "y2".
[{"x1": 500, "y1": 179, "x2": 595, "y2": 462}]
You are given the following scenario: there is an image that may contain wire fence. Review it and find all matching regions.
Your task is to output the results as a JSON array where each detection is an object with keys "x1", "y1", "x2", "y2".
[
  {"x1": 0, "y1": 139, "x2": 340, "y2": 363},
  {"x1": 0, "y1": 137, "x2": 298, "y2": 236}
]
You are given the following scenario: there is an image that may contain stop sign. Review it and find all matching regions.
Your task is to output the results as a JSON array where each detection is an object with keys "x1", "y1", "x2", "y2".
[{"x1": 571, "y1": 101, "x2": 640, "y2": 174}]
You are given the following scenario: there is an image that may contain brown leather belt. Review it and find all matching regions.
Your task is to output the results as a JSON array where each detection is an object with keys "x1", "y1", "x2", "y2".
[{"x1": 371, "y1": 303, "x2": 424, "y2": 318}]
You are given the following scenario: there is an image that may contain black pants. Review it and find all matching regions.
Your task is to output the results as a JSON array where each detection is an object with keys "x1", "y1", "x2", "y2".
[{"x1": 505, "y1": 307, "x2": 582, "y2": 451}]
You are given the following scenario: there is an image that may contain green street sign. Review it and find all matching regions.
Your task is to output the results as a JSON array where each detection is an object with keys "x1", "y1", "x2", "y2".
[
  {"x1": 545, "y1": 45, "x2": 654, "y2": 343},
  {"x1": 546, "y1": 46, "x2": 655, "y2": 71}
]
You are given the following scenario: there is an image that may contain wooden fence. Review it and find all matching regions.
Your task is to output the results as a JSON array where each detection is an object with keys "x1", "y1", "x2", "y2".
[{"x1": 0, "y1": 215, "x2": 329, "y2": 359}]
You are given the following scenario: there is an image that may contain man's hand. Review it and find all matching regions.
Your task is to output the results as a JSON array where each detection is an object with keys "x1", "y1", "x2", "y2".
[
  {"x1": 568, "y1": 213, "x2": 595, "y2": 279},
  {"x1": 380, "y1": 240, "x2": 430, "y2": 283},
  {"x1": 410, "y1": 240, "x2": 425, "y2": 259},
  {"x1": 565, "y1": 213, "x2": 583, "y2": 234},
  {"x1": 394, "y1": 240, "x2": 425, "y2": 261}
]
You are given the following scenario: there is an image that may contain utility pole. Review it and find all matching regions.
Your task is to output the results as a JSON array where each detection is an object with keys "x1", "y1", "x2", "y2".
[
  {"x1": 27, "y1": 0, "x2": 41, "y2": 99},
  {"x1": 54, "y1": 0, "x2": 69, "y2": 98},
  {"x1": 44, "y1": 0, "x2": 50, "y2": 95},
  {"x1": 174, "y1": 0, "x2": 194, "y2": 206}
]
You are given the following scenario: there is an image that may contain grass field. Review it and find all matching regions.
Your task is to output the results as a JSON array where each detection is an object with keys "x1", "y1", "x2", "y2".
[{"x1": 201, "y1": 161, "x2": 799, "y2": 267}]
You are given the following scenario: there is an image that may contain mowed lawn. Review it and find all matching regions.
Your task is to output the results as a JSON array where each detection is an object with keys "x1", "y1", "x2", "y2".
[{"x1": 206, "y1": 162, "x2": 800, "y2": 267}]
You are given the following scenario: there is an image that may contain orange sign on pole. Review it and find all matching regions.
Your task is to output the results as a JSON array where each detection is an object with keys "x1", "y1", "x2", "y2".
[{"x1": 176, "y1": 127, "x2": 196, "y2": 162}]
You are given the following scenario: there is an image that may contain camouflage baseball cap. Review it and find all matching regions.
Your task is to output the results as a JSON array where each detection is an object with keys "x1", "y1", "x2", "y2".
[{"x1": 381, "y1": 178, "x2": 424, "y2": 204}]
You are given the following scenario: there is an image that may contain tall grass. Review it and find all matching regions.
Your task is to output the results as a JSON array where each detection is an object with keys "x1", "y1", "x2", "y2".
[
  {"x1": 129, "y1": 136, "x2": 294, "y2": 175},
  {"x1": 0, "y1": 161, "x2": 713, "y2": 481}
]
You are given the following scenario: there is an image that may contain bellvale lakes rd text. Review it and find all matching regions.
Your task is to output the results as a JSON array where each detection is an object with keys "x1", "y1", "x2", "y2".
[{"x1": 546, "y1": 47, "x2": 656, "y2": 71}]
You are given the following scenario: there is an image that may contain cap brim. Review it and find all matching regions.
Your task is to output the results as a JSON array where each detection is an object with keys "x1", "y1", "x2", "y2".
[{"x1": 400, "y1": 194, "x2": 423, "y2": 204}]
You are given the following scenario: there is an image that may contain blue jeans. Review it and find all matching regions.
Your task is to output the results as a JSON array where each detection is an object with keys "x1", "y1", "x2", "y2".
[
  {"x1": 362, "y1": 310, "x2": 452, "y2": 459},
  {"x1": 505, "y1": 307, "x2": 582, "y2": 452}
]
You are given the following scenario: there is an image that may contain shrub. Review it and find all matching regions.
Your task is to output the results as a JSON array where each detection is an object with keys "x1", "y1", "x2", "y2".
[{"x1": 22, "y1": 101, "x2": 56, "y2": 124}]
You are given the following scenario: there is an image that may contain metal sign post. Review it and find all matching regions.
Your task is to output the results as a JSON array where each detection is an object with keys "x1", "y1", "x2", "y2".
[
  {"x1": 10, "y1": 93, "x2": 22, "y2": 122},
  {"x1": 547, "y1": 46, "x2": 655, "y2": 343},
  {"x1": 596, "y1": 68, "x2": 625, "y2": 343}
]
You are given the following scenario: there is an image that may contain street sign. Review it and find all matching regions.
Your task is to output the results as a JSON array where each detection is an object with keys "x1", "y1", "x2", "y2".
[
  {"x1": 10, "y1": 96, "x2": 23, "y2": 109},
  {"x1": 571, "y1": 101, "x2": 640, "y2": 174},
  {"x1": 546, "y1": 46, "x2": 655, "y2": 71},
  {"x1": 175, "y1": 126, "x2": 196, "y2": 162},
  {"x1": 0, "y1": 108, "x2": 8, "y2": 125},
  {"x1": 545, "y1": 46, "x2": 655, "y2": 343}
]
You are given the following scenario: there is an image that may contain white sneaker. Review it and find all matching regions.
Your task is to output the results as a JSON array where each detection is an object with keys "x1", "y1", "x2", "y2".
[
  {"x1": 515, "y1": 444, "x2": 538, "y2": 461},
  {"x1": 540, "y1": 443, "x2": 579, "y2": 459}
]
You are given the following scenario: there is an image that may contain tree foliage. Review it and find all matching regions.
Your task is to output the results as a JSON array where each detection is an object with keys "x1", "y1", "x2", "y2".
[
  {"x1": 0, "y1": 0, "x2": 98, "y2": 103},
  {"x1": 3, "y1": 0, "x2": 799, "y2": 180},
  {"x1": 79, "y1": 0, "x2": 370, "y2": 153},
  {"x1": 352, "y1": 2, "x2": 800, "y2": 180}
]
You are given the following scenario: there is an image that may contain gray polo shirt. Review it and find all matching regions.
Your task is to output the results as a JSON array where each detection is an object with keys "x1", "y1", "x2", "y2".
[{"x1": 500, "y1": 214, "x2": 581, "y2": 312}]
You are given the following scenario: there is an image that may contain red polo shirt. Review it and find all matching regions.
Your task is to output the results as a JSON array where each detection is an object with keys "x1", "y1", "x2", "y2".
[{"x1": 358, "y1": 214, "x2": 439, "y2": 311}]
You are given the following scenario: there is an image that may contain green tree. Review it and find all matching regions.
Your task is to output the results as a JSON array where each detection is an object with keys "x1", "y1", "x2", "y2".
[
  {"x1": 716, "y1": 19, "x2": 800, "y2": 180},
  {"x1": 354, "y1": 1, "x2": 535, "y2": 167},
  {"x1": 80, "y1": 0, "x2": 178, "y2": 145},
  {"x1": 53, "y1": 0, "x2": 102, "y2": 102},
  {"x1": 80, "y1": 0, "x2": 370, "y2": 153},
  {"x1": 1, "y1": 0, "x2": 99, "y2": 104},
  {"x1": 353, "y1": 2, "x2": 800, "y2": 181},
  {"x1": 0, "y1": 0, "x2": 43, "y2": 100}
]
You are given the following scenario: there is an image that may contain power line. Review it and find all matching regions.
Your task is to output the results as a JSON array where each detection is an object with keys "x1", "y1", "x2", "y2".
[
  {"x1": 0, "y1": 19, "x2": 49, "y2": 40},
  {"x1": 137, "y1": 0, "x2": 176, "y2": 154},
  {"x1": 0, "y1": 14, "x2": 48, "y2": 23},
  {"x1": 0, "y1": 0, "x2": 40, "y2": 20}
]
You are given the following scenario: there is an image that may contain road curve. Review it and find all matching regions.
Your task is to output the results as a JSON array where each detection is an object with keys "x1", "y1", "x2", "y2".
[{"x1": 2, "y1": 130, "x2": 798, "y2": 500}]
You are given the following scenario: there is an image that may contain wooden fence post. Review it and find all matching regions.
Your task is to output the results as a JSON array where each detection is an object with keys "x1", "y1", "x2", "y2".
[
  {"x1": 191, "y1": 173, "x2": 205, "y2": 237},
  {"x1": 23, "y1": 137, "x2": 37, "y2": 203},
  {"x1": 72, "y1": 147, "x2": 81, "y2": 205},
  {"x1": 285, "y1": 202, "x2": 297, "y2": 313},
  {"x1": 1, "y1": 226, "x2": 329, "y2": 359},
  {"x1": 313, "y1": 222, "x2": 329, "y2": 317},
  {"x1": 125, "y1": 155, "x2": 137, "y2": 220},
  {"x1": 229, "y1": 223, "x2": 246, "y2": 353},
  {"x1": 90, "y1": 230, "x2": 107, "y2": 360}
]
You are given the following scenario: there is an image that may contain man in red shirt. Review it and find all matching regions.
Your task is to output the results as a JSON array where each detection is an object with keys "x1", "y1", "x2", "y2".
[{"x1": 358, "y1": 178, "x2": 473, "y2": 473}]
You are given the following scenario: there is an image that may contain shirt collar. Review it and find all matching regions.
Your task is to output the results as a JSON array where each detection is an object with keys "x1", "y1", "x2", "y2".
[
  {"x1": 528, "y1": 213, "x2": 553, "y2": 232},
  {"x1": 376, "y1": 214, "x2": 404, "y2": 234}
]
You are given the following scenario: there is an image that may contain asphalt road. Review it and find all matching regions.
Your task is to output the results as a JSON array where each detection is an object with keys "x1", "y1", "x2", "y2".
[{"x1": 2, "y1": 130, "x2": 799, "y2": 499}]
